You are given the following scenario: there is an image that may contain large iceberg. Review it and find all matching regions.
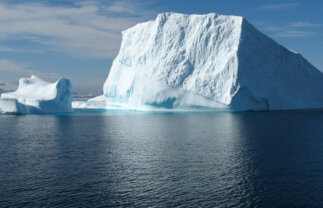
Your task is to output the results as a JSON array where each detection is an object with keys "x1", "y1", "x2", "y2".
[
  {"x1": 101, "y1": 12, "x2": 323, "y2": 111},
  {"x1": 0, "y1": 75, "x2": 73, "y2": 114}
]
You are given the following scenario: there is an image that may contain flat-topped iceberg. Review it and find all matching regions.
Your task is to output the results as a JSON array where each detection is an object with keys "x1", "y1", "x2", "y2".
[
  {"x1": 100, "y1": 12, "x2": 323, "y2": 111},
  {"x1": 0, "y1": 75, "x2": 72, "y2": 114}
]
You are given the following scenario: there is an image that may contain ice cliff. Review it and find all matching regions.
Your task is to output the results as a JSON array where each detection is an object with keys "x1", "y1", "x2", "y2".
[
  {"x1": 103, "y1": 12, "x2": 323, "y2": 111},
  {"x1": 0, "y1": 75, "x2": 72, "y2": 114}
]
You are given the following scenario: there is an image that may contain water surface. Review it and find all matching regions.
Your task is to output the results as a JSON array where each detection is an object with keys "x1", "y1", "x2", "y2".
[{"x1": 0, "y1": 110, "x2": 323, "y2": 207}]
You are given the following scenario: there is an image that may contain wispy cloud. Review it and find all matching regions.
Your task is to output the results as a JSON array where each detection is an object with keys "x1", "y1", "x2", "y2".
[
  {"x1": 263, "y1": 26, "x2": 286, "y2": 32},
  {"x1": 0, "y1": 58, "x2": 59, "y2": 80},
  {"x1": 0, "y1": 58, "x2": 29, "y2": 73},
  {"x1": 274, "y1": 30, "x2": 315, "y2": 38},
  {"x1": 0, "y1": 58, "x2": 59, "y2": 92},
  {"x1": 0, "y1": 1, "x2": 156, "y2": 58},
  {"x1": 0, "y1": 46, "x2": 42, "y2": 53},
  {"x1": 0, "y1": 80, "x2": 17, "y2": 92},
  {"x1": 261, "y1": 20, "x2": 321, "y2": 38},
  {"x1": 259, "y1": 3, "x2": 300, "y2": 10},
  {"x1": 0, "y1": 57, "x2": 104, "y2": 93},
  {"x1": 290, "y1": 22, "x2": 323, "y2": 28}
]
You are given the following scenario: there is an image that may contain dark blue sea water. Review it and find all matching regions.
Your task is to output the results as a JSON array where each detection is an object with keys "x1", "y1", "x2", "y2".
[{"x1": 0, "y1": 110, "x2": 323, "y2": 208}]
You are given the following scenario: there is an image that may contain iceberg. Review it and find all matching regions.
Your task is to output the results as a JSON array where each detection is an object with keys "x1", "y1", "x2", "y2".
[
  {"x1": 99, "y1": 12, "x2": 323, "y2": 111},
  {"x1": 0, "y1": 75, "x2": 73, "y2": 114},
  {"x1": 72, "y1": 95, "x2": 107, "y2": 109}
]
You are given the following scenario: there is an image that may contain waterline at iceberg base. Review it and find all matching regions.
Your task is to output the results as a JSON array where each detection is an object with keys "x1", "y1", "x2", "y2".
[{"x1": 74, "y1": 12, "x2": 323, "y2": 112}]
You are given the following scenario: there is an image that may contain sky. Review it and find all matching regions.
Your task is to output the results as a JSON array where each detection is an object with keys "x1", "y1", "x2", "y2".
[{"x1": 0, "y1": 0, "x2": 322, "y2": 94}]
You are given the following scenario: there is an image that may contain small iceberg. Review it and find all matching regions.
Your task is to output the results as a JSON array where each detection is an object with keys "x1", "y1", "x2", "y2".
[{"x1": 0, "y1": 75, "x2": 73, "y2": 114}]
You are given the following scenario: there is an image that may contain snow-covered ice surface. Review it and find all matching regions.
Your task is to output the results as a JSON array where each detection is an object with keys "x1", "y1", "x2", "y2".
[
  {"x1": 68, "y1": 12, "x2": 321, "y2": 112},
  {"x1": 88, "y1": 95, "x2": 106, "y2": 102},
  {"x1": 0, "y1": 75, "x2": 73, "y2": 114},
  {"x1": 72, "y1": 95, "x2": 107, "y2": 109}
]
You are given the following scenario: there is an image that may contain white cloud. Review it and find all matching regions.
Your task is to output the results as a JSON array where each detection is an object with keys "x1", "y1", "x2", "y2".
[
  {"x1": 0, "y1": 57, "x2": 104, "y2": 94},
  {"x1": 0, "y1": 80, "x2": 17, "y2": 92},
  {"x1": 261, "y1": 21, "x2": 321, "y2": 38},
  {"x1": 274, "y1": 30, "x2": 315, "y2": 38},
  {"x1": 260, "y1": 3, "x2": 301, "y2": 10},
  {"x1": 0, "y1": 58, "x2": 31, "y2": 73},
  {"x1": 263, "y1": 26, "x2": 285, "y2": 31},
  {"x1": 0, "y1": 1, "x2": 156, "y2": 58},
  {"x1": 0, "y1": 58, "x2": 59, "y2": 80},
  {"x1": 290, "y1": 22, "x2": 323, "y2": 28},
  {"x1": 0, "y1": 46, "x2": 42, "y2": 53}
]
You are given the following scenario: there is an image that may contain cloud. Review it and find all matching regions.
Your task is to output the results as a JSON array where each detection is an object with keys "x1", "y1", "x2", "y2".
[
  {"x1": 274, "y1": 30, "x2": 315, "y2": 38},
  {"x1": 0, "y1": 58, "x2": 30, "y2": 73},
  {"x1": 0, "y1": 80, "x2": 18, "y2": 92},
  {"x1": 0, "y1": 58, "x2": 59, "y2": 80},
  {"x1": 263, "y1": 26, "x2": 285, "y2": 31},
  {"x1": 254, "y1": 3, "x2": 319, "y2": 39},
  {"x1": 0, "y1": 58, "x2": 60, "y2": 92},
  {"x1": 290, "y1": 22, "x2": 323, "y2": 28},
  {"x1": 259, "y1": 3, "x2": 300, "y2": 10},
  {"x1": 0, "y1": 1, "x2": 156, "y2": 58},
  {"x1": 261, "y1": 21, "x2": 321, "y2": 38},
  {"x1": 0, "y1": 46, "x2": 42, "y2": 53},
  {"x1": 0, "y1": 57, "x2": 104, "y2": 94}
]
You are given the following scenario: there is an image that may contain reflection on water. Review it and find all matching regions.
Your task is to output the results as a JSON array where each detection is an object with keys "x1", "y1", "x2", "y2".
[{"x1": 0, "y1": 111, "x2": 323, "y2": 207}]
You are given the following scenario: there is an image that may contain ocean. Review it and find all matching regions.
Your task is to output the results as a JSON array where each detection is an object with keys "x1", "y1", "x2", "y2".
[{"x1": 1, "y1": 110, "x2": 322, "y2": 207}]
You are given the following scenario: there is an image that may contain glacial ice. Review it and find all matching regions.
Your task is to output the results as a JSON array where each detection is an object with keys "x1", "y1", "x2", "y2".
[
  {"x1": 0, "y1": 75, "x2": 73, "y2": 114},
  {"x1": 72, "y1": 95, "x2": 107, "y2": 110},
  {"x1": 99, "y1": 12, "x2": 323, "y2": 111}
]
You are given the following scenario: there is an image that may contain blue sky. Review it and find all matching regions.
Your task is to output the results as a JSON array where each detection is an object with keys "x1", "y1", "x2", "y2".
[{"x1": 0, "y1": 0, "x2": 322, "y2": 94}]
